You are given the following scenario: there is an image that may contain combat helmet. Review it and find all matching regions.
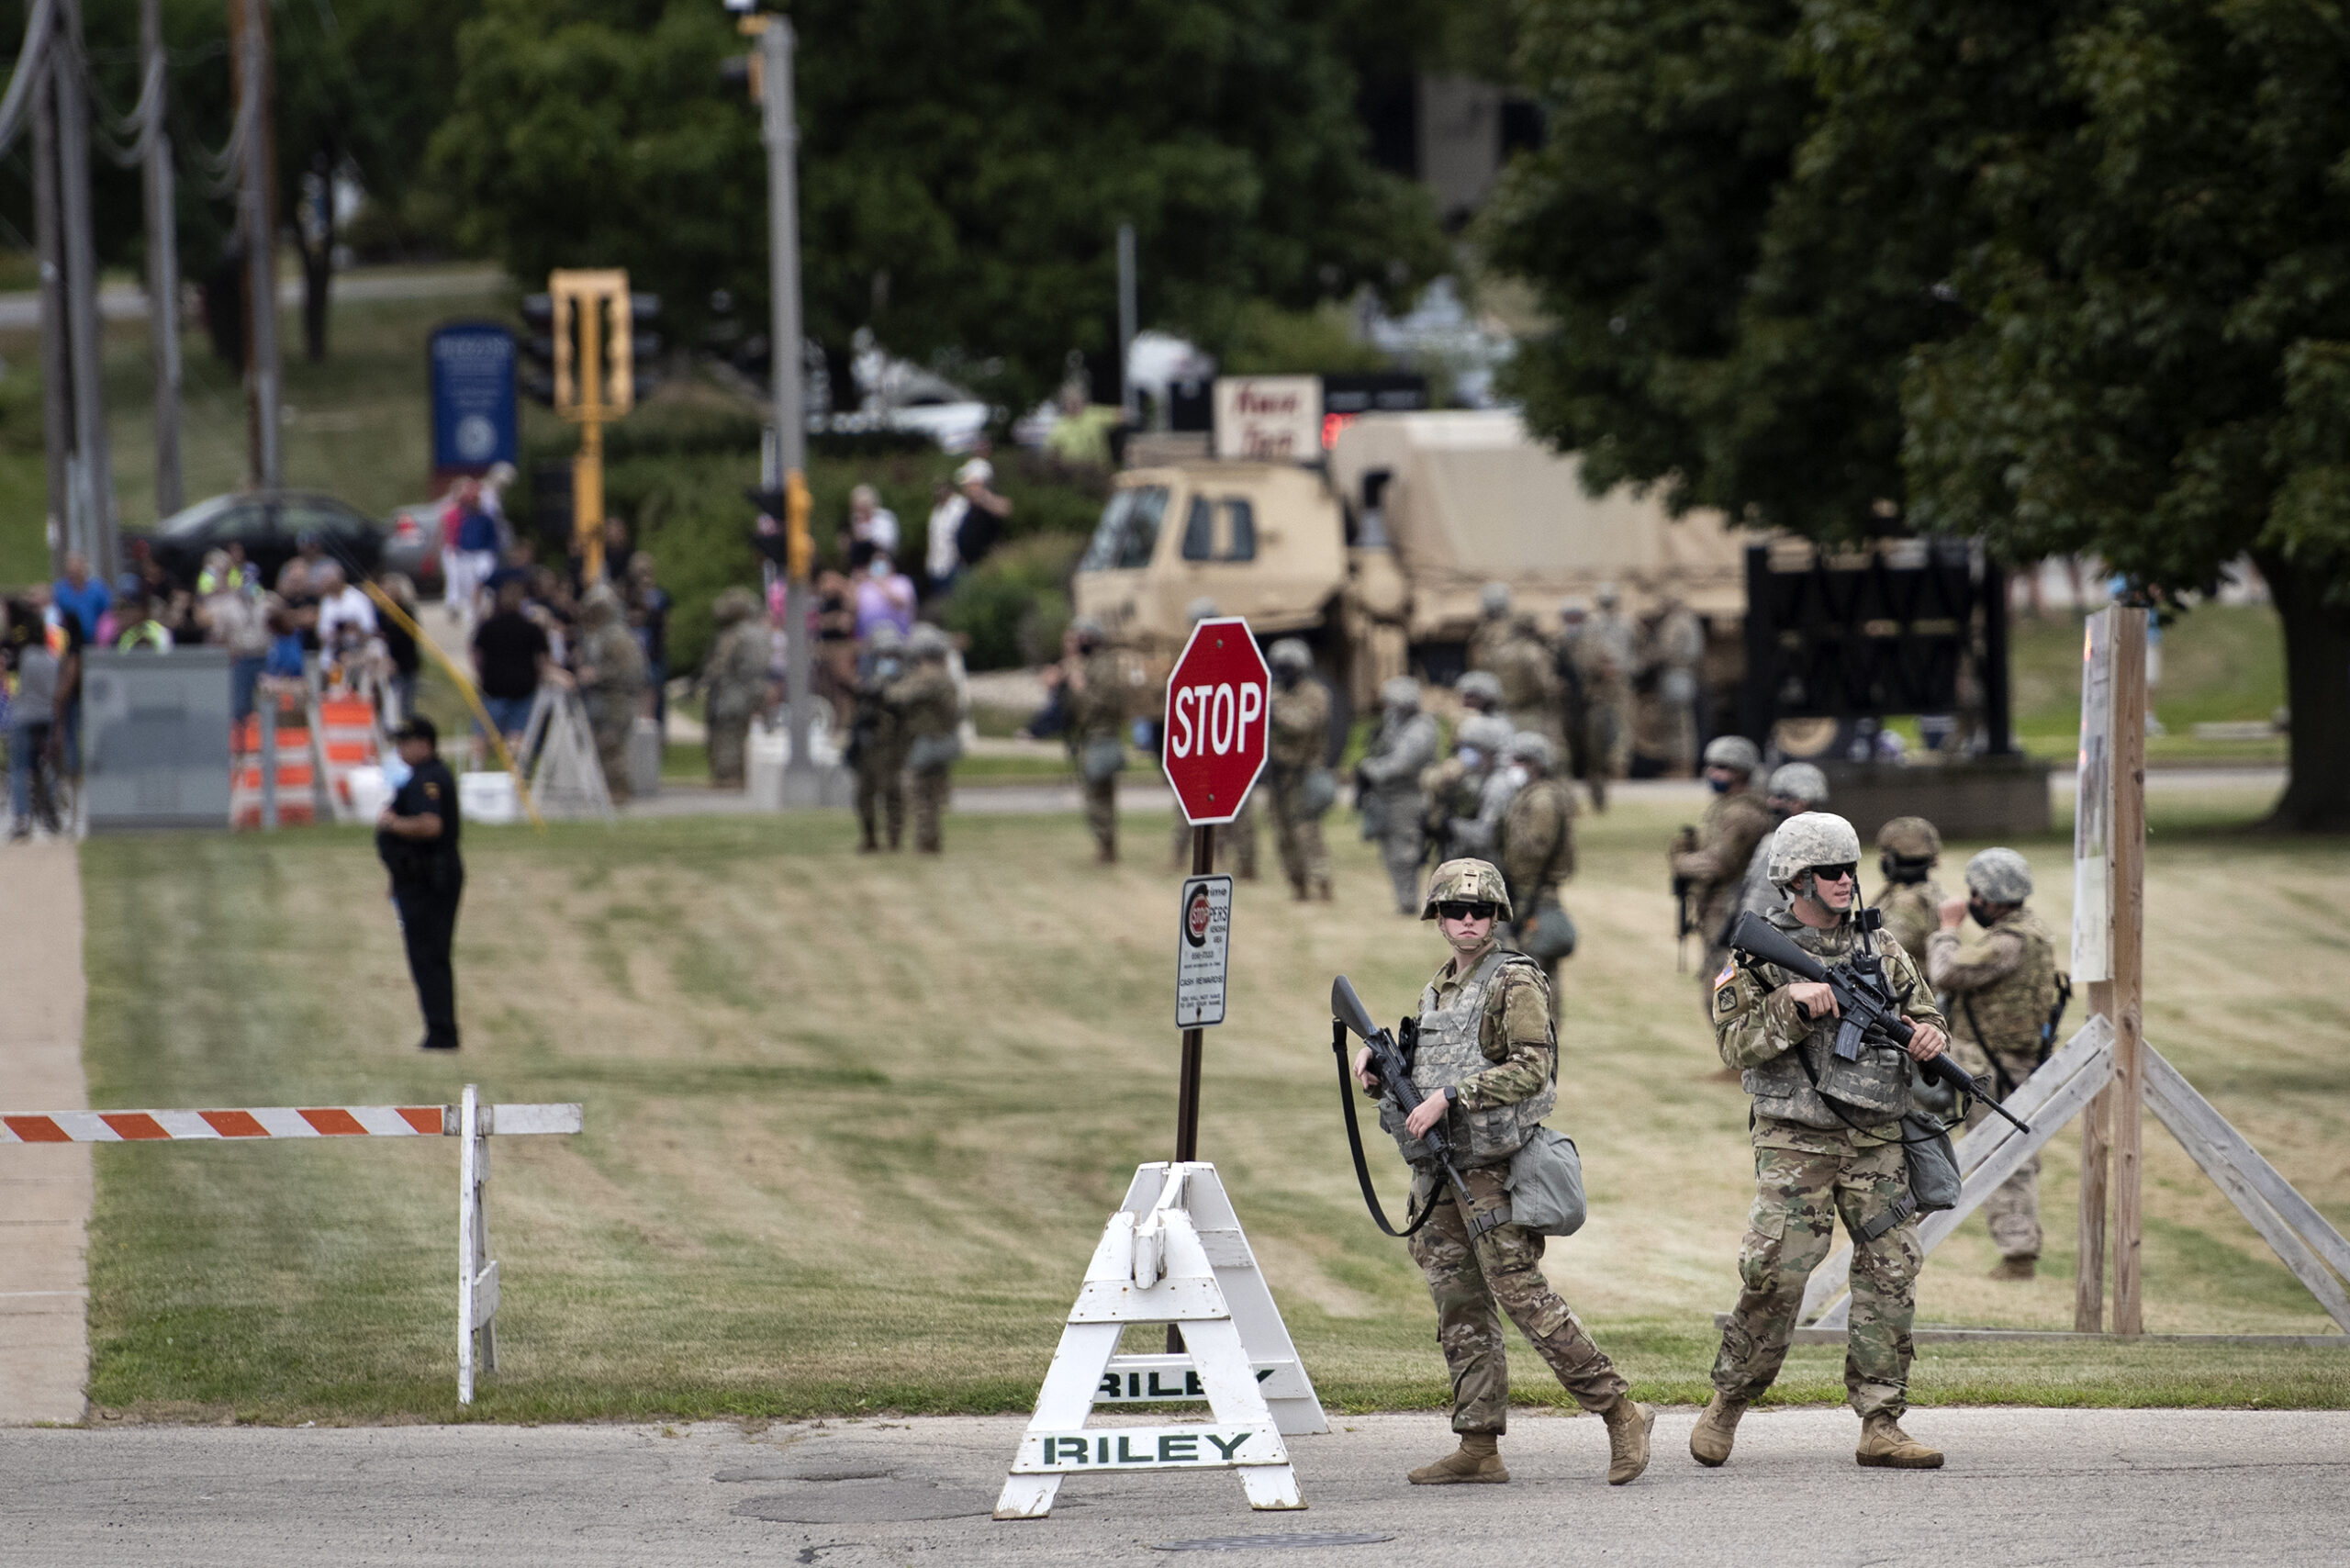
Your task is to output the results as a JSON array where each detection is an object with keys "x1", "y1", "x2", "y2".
[
  {"x1": 1454, "y1": 669, "x2": 1503, "y2": 709},
  {"x1": 1480, "y1": 581, "x2": 1512, "y2": 618},
  {"x1": 1184, "y1": 596, "x2": 1220, "y2": 625},
  {"x1": 1269, "y1": 637, "x2": 1313, "y2": 674},
  {"x1": 1702, "y1": 734, "x2": 1762, "y2": 776},
  {"x1": 711, "y1": 586, "x2": 757, "y2": 625},
  {"x1": 1964, "y1": 847, "x2": 2033, "y2": 903},
  {"x1": 1503, "y1": 730, "x2": 1555, "y2": 772},
  {"x1": 1767, "y1": 811, "x2": 1863, "y2": 890},
  {"x1": 1380, "y1": 676, "x2": 1422, "y2": 711},
  {"x1": 1876, "y1": 815, "x2": 1942, "y2": 860},
  {"x1": 866, "y1": 622, "x2": 906, "y2": 651},
  {"x1": 1455, "y1": 713, "x2": 1512, "y2": 756},
  {"x1": 1766, "y1": 761, "x2": 1829, "y2": 807},
  {"x1": 1421, "y1": 857, "x2": 1514, "y2": 922},
  {"x1": 1070, "y1": 614, "x2": 1105, "y2": 648},
  {"x1": 906, "y1": 622, "x2": 952, "y2": 659}
]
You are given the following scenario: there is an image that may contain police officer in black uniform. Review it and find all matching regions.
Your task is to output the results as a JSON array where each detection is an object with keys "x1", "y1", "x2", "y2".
[{"x1": 376, "y1": 716, "x2": 464, "y2": 1051}]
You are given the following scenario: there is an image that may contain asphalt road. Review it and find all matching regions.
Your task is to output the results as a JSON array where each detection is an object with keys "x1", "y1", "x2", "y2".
[{"x1": 4, "y1": 1408, "x2": 2343, "y2": 1566}]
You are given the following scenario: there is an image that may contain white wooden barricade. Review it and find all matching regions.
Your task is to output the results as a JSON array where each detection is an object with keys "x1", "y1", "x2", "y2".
[
  {"x1": 456, "y1": 1084, "x2": 584, "y2": 1403},
  {"x1": 994, "y1": 1162, "x2": 1325, "y2": 1521},
  {"x1": 519, "y1": 688, "x2": 616, "y2": 820}
]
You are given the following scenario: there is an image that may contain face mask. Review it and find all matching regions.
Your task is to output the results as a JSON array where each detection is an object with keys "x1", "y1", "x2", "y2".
[
  {"x1": 1968, "y1": 897, "x2": 1997, "y2": 928},
  {"x1": 1707, "y1": 774, "x2": 1733, "y2": 794},
  {"x1": 1458, "y1": 747, "x2": 1483, "y2": 768},
  {"x1": 382, "y1": 754, "x2": 414, "y2": 791}
]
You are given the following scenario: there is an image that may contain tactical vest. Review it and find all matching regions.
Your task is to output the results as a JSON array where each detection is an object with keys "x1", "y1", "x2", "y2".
[
  {"x1": 1742, "y1": 915, "x2": 1913, "y2": 1130},
  {"x1": 1872, "y1": 881, "x2": 1942, "y2": 972},
  {"x1": 1953, "y1": 910, "x2": 2062, "y2": 1061},
  {"x1": 1380, "y1": 948, "x2": 1554, "y2": 1167}
]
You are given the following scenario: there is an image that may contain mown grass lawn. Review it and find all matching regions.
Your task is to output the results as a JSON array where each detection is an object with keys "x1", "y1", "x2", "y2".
[{"x1": 77, "y1": 783, "x2": 2350, "y2": 1423}]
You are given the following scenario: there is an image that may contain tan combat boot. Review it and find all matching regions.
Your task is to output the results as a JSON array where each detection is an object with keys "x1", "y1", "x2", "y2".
[
  {"x1": 1988, "y1": 1256, "x2": 2037, "y2": 1282},
  {"x1": 1600, "y1": 1395, "x2": 1656, "y2": 1484},
  {"x1": 1407, "y1": 1432, "x2": 1508, "y2": 1485},
  {"x1": 1688, "y1": 1393, "x2": 1746, "y2": 1467},
  {"x1": 1856, "y1": 1413, "x2": 1944, "y2": 1469}
]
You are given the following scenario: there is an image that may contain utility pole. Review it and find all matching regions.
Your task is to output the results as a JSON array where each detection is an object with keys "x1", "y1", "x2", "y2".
[
  {"x1": 56, "y1": 0, "x2": 115, "y2": 576},
  {"x1": 230, "y1": 0, "x2": 281, "y2": 490},
  {"x1": 755, "y1": 11, "x2": 817, "y2": 801},
  {"x1": 1116, "y1": 222, "x2": 1137, "y2": 422},
  {"x1": 31, "y1": 62, "x2": 73, "y2": 576},
  {"x1": 140, "y1": 0, "x2": 184, "y2": 517}
]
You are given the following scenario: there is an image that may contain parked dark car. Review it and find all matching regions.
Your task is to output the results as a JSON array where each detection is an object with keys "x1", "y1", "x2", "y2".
[
  {"x1": 384, "y1": 501, "x2": 447, "y2": 591},
  {"x1": 139, "y1": 491, "x2": 386, "y2": 588}
]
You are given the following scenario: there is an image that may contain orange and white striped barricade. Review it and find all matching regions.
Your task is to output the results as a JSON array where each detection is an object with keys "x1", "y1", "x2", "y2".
[
  {"x1": 315, "y1": 695, "x2": 385, "y2": 823},
  {"x1": 0, "y1": 1085, "x2": 582, "y2": 1404}
]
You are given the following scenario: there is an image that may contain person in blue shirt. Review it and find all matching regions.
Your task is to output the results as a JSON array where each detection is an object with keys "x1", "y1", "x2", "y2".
[{"x1": 50, "y1": 552, "x2": 109, "y2": 646}]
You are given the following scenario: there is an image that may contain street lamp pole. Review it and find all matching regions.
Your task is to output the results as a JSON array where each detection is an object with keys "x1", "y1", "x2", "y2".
[{"x1": 759, "y1": 15, "x2": 817, "y2": 799}]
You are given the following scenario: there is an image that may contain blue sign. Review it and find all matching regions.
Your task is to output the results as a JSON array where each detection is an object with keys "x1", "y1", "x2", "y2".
[{"x1": 430, "y1": 321, "x2": 518, "y2": 474}]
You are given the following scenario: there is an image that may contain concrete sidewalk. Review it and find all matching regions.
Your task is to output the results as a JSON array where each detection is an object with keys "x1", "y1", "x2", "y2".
[
  {"x1": 0, "y1": 840, "x2": 89, "y2": 1426},
  {"x1": 1, "y1": 1408, "x2": 2343, "y2": 1565}
]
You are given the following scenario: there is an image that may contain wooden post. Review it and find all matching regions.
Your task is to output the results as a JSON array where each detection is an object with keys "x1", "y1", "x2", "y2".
[
  {"x1": 1170, "y1": 821, "x2": 1214, "y2": 1354},
  {"x1": 2075, "y1": 980, "x2": 2112, "y2": 1332},
  {"x1": 2109, "y1": 608, "x2": 2148, "y2": 1335}
]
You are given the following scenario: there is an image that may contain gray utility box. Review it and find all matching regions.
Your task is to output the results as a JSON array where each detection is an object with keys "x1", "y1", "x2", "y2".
[{"x1": 81, "y1": 648, "x2": 233, "y2": 833}]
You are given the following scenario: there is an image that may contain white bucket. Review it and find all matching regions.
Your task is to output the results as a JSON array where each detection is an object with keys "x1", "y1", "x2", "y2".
[
  {"x1": 345, "y1": 765, "x2": 393, "y2": 823},
  {"x1": 458, "y1": 770, "x2": 520, "y2": 824}
]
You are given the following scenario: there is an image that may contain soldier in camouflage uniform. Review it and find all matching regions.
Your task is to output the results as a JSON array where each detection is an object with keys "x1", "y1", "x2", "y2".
[
  {"x1": 1552, "y1": 598, "x2": 1594, "y2": 797},
  {"x1": 702, "y1": 588, "x2": 771, "y2": 789},
  {"x1": 1645, "y1": 593, "x2": 1706, "y2": 777},
  {"x1": 1697, "y1": 812, "x2": 1952, "y2": 1472},
  {"x1": 1266, "y1": 639, "x2": 1335, "y2": 901},
  {"x1": 574, "y1": 585, "x2": 648, "y2": 804},
  {"x1": 1927, "y1": 847, "x2": 2064, "y2": 1280},
  {"x1": 1357, "y1": 677, "x2": 1441, "y2": 914},
  {"x1": 1870, "y1": 816, "x2": 1945, "y2": 971},
  {"x1": 1731, "y1": 763, "x2": 1831, "y2": 924},
  {"x1": 1578, "y1": 583, "x2": 1636, "y2": 810},
  {"x1": 1670, "y1": 734, "x2": 1776, "y2": 1000},
  {"x1": 1065, "y1": 617, "x2": 1128, "y2": 864},
  {"x1": 1424, "y1": 713, "x2": 1513, "y2": 864},
  {"x1": 890, "y1": 624, "x2": 961, "y2": 854},
  {"x1": 1495, "y1": 732, "x2": 1577, "y2": 1013},
  {"x1": 852, "y1": 624, "x2": 909, "y2": 852},
  {"x1": 1466, "y1": 583, "x2": 1516, "y2": 677},
  {"x1": 1483, "y1": 620, "x2": 1561, "y2": 756},
  {"x1": 1350, "y1": 858, "x2": 1654, "y2": 1488}
]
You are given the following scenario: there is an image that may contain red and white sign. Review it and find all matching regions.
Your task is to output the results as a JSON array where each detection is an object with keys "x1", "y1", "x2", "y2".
[
  {"x1": 1163, "y1": 617, "x2": 1270, "y2": 825},
  {"x1": 1212, "y1": 375, "x2": 1321, "y2": 463}
]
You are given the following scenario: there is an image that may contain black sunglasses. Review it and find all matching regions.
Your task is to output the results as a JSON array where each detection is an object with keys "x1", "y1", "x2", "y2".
[
  {"x1": 1809, "y1": 863, "x2": 1859, "y2": 883},
  {"x1": 1436, "y1": 902, "x2": 1499, "y2": 922}
]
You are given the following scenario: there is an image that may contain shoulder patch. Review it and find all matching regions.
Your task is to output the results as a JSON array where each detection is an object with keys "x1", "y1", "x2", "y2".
[
  {"x1": 1712, "y1": 958, "x2": 1736, "y2": 991},
  {"x1": 422, "y1": 781, "x2": 441, "y2": 799},
  {"x1": 1714, "y1": 976, "x2": 1741, "y2": 1017}
]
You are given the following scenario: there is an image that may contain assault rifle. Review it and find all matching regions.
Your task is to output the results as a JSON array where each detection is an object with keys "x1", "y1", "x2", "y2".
[
  {"x1": 1329, "y1": 975, "x2": 1500, "y2": 1238},
  {"x1": 1726, "y1": 910, "x2": 2032, "y2": 1136},
  {"x1": 1670, "y1": 824, "x2": 1700, "y2": 972}
]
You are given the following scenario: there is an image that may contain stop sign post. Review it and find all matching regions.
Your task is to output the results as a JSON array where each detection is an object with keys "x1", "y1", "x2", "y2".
[{"x1": 1163, "y1": 618, "x2": 1270, "y2": 1167}]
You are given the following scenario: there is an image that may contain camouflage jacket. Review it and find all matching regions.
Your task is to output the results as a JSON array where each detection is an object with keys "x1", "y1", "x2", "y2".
[
  {"x1": 1488, "y1": 629, "x2": 1558, "y2": 713},
  {"x1": 1499, "y1": 776, "x2": 1576, "y2": 910},
  {"x1": 704, "y1": 621, "x2": 773, "y2": 720},
  {"x1": 1928, "y1": 907, "x2": 2061, "y2": 1067},
  {"x1": 1673, "y1": 790, "x2": 1775, "y2": 939},
  {"x1": 1268, "y1": 676, "x2": 1329, "y2": 772},
  {"x1": 1872, "y1": 879, "x2": 1944, "y2": 973},
  {"x1": 1067, "y1": 648, "x2": 1128, "y2": 745},
  {"x1": 1418, "y1": 754, "x2": 1483, "y2": 846},
  {"x1": 1359, "y1": 710, "x2": 1439, "y2": 801},
  {"x1": 887, "y1": 665, "x2": 959, "y2": 743},
  {"x1": 1357, "y1": 941, "x2": 1555, "y2": 1116},
  {"x1": 576, "y1": 622, "x2": 646, "y2": 722}
]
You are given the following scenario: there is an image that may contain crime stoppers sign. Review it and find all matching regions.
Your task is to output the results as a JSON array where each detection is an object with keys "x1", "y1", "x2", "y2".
[
  {"x1": 1176, "y1": 875, "x2": 1233, "y2": 1028},
  {"x1": 1164, "y1": 617, "x2": 1270, "y2": 825}
]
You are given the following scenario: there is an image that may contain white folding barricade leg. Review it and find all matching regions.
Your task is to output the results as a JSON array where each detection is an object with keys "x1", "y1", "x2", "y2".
[{"x1": 994, "y1": 1162, "x2": 1324, "y2": 1521}]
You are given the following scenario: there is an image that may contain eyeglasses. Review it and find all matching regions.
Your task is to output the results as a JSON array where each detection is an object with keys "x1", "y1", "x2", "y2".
[
  {"x1": 1809, "y1": 864, "x2": 1858, "y2": 884},
  {"x1": 1436, "y1": 902, "x2": 1498, "y2": 923}
]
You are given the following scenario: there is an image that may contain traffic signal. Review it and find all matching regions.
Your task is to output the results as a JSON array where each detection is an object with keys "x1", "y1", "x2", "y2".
[
  {"x1": 520, "y1": 293, "x2": 556, "y2": 406},
  {"x1": 629, "y1": 292, "x2": 663, "y2": 401}
]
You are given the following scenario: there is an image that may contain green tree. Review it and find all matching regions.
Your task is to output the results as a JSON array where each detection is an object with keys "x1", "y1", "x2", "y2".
[
  {"x1": 427, "y1": 0, "x2": 1449, "y2": 408},
  {"x1": 1487, "y1": 0, "x2": 2350, "y2": 828}
]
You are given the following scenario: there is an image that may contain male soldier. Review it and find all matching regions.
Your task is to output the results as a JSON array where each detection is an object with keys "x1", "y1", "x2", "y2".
[
  {"x1": 1731, "y1": 762, "x2": 1831, "y2": 924},
  {"x1": 1265, "y1": 638, "x2": 1334, "y2": 901},
  {"x1": 1168, "y1": 599, "x2": 1256, "y2": 877},
  {"x1": 1928, "y1": 848, "x2": 2063, "y2": 1281},
  {"x1": 1447, "y1": 721, "x2": 1528, "y2": 861},
  {"x1": 702, "y1": 587, "x2": 771, "y2": 789},
  {"x1": 1467, "y1": 582, "x2": 1515, "y2": 674},
  {"x1": 1581, "y1": 584, "x2": 1637, "y2": 811},
  {"x1": 890, "y1": 623, "x2": 960, "y2": 855},
  {"x1": 1487, "y1": 618, "x2": 1561, "y2": 754},
  {"x1": 1065, "y1": 616, "x2": 1128, "y2": 864},
  {"x1": 1647, "y1": 592, "x2": 1706, "y2": 777},
  {"x1": 1553, "y1": 597, "x2": 1594, "y2": 794},
  {"x1": 1357, "y1": 677, "x2": 1440, "y2": 914},
  {"x1": 851, "y1": 623, "x2": 908, "y2": 852},
  {"x1": 375, "y1": 716, "x2": 464, "y2": 1052},
  {"x1": 1871, "y1": 817, "x2": 1945, "y2": 970},
  {"x1": 1698, "y1": 812, "x2": 1952, "y2": 1471},
  {"x1": 1495, "y1": 732, "x2": 1578, "y2": 1007},
  {"x1": 1350, "y1": 859, "x2": 1653, "y2": 1487},
  {"x1": 1454, "y1": 668, "x2": 1504, "y2": 722},
  {"x1": 1669, "y1": 734, "x2": 1774, "y2": 992},
  {"x1": 1424, "y1": 713, "x2": 1512, "y2": 864},
  {"x1": 575, "y1": 584, "x2": 647, "y2": 804}
]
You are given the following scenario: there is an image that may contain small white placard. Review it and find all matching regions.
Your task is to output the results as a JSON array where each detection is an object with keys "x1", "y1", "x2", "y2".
[
  {"x1": 2072, "y1": 611, "x2": 2113, "y2": 982},
  {"x1": 1176, "y1": 875, "x2": 1233, "y2": 1028}
]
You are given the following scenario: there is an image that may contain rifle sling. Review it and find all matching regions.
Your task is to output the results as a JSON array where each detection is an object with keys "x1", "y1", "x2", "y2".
[
  {"x1": 1330, "y1": 1023, "x2": 1505, "y2": 1241},
  {"x1": 1958, "y1": 993, "x2": 2020, "y2": 1099}
]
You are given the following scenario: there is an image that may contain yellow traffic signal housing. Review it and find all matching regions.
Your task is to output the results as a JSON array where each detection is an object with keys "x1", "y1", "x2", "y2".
[
  {"x1": 785, "y1": 468, "x2": 812, "y2": 581},
  {"x1": 549, "y1": 269, "x2": 635, "y2": 420}
]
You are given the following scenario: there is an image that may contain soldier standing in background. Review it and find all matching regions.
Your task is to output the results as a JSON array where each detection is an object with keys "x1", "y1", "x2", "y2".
[
  {"x1": 1447, "y1": 719, "x2": 1528, "y2": 861},
  {"x1": 1871, "y1": 817, "x2": 1946, "y2": 970},
  {"x1": 1489, "y1": 618, "x2": 1561, "y2": 756},
  {"x1": 1066, "y1": 617, "x2": 1128, "y2": 864},
  {"x1": 1647, "y1": 593, "x2": 1706, "y2": 778},
  {"x1": 575, "y1": 584, "x2": 648, "y2": 804},
  {"x1": 1467, "y1": 582, "x2": 1515, "y2": 675},
  {"x1": 1580, "y1": 584, "x2": 1636, "y2": 811},
  {"x1": 891, "y1": 624, "x2": 961, "y2": 855},
  {"x1": 851, "y1": 623, "x2": 909, "y2": 852},
  {"x1": 1454, "y1": 668, "x2": 1504, "y2": 724},
  {"x1": 1424, "y1": 712, "x2": 1512, "y2": 866},
  {"x1": 1495, "y1": 732, "x2": 1578, "y2": 1010},
  {"x1": 1357, "y1": 677, "x2": 1441, "y2": 914},
  {"x1": 1553, "y1": 598, "x2": 1594, "y2": 797},
  {"x1": 1731, "y1": 763, "x2": 1831, "y2": 924},
  {"x1": 1265, "y1": 639, "x2": 1335, "y2": 902},
  {"x1": 1698, "y1": 812, "x2": 1951, "y2": 1472},
  {"x1": 1928, "y1": 848, "x2": 2065, "y2": 1282},
  {"x1": 1669, "y1": 735, "x2": 1774, "y2": 995},
  {"x1": 702, "y1": 588, "x2": 771, "y2": 790},
  {"x1": 1349, "y1": 858, "x2": 1654, "y2": 1488}
]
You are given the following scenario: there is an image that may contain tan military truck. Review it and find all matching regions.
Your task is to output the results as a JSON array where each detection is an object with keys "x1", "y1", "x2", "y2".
[{"x1": 1072, "y1": 409, "x2": 1748, "y2": 722}]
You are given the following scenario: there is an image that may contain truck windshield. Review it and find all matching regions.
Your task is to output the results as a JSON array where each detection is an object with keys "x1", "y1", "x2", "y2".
[
  {"x1": 1181, "y1": 497, "x2": 1256, "y2": 563},
  {"x1": 1080, "y1": 486, "x2": 1169, "y2": 572}
]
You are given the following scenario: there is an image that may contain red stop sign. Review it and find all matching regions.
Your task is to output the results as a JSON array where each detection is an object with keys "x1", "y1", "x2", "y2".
[{"x1": 1163, "y1": 617, "x2": 1270, "y2": 825}]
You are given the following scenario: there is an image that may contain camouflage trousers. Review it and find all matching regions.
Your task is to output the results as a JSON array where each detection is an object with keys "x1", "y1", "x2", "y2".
[
  {"x1": 1170, "y1": 789, "x2": 1257, "y2": 877},
  {"x1": 707, "y1": 714, "x2": 751, "y2": 788},
  {"x1": 1712, "y1": 1124, "x2": 1921, "y2": 1420},
  {"x1": 1406, "y1": 1164, "x2": 1628, "y2": 1434},
  {"x1": 593, "y1": 718, "x2": 634, "y2": 804},
  {"x1": 910, "y1": 765, "x2": 950, "y2": 854},
  {"x1": 1266, "y1": 768, "x2": 1330, "y2": 895},
  {"x1": 1957, "y1": 1042, "x2": 2042, "y2": 1260},
  {"x1": 1083, "y1": 776, "x2": 1118, "y2": 857},
  {"x1": 1376, "y1": 808, "x2": 1424, "y2": 914},
  {"x1": 856, "y1": 762, "x2": 905, "y2": 848}
]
